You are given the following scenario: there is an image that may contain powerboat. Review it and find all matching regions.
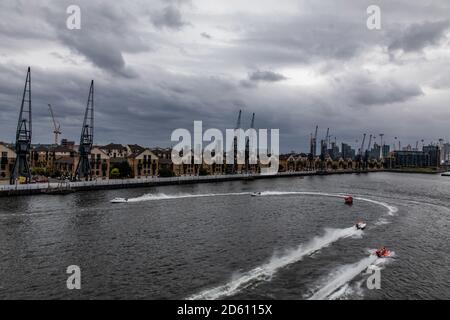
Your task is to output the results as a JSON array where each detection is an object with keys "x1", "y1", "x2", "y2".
[
  {"x1": 251, "y1": 192, "x2": 262, "y2": 197},
  {"x1": 344, "y1": 196, "x2": 353, "y2": 205},
  {"x1": 110, "y1": 197, "x2": 128, "y2": 203},
  {"x1": 375, "y1": 247, "x2": 391, "y2": 258},
  {"x1": 355, "y1": 221, "x2": 366, "y2": 230}
]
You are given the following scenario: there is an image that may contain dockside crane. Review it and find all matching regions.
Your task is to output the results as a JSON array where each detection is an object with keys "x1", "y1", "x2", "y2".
[
  {"x1": 75, "y1": 80, "x2": 94, "y2": 181},
  {"x1": 48, "y1": 104, "x2": 61, "y2": 145},
  {"x1": 10, "y1": 67, "x2": 32, "y2": 185}
]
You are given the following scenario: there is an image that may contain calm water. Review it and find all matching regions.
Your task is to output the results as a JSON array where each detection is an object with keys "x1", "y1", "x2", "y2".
[{"x1": 0, "y1": 172, "x2": 449, "y2": 299}]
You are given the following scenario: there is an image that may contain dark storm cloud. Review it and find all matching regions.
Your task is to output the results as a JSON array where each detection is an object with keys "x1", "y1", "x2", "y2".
[
  {"x1": 389, "y1": 20, "x2": 450, "y2": 52},
  {"x1": 0, "y1": 0, "x2": 450, "y2": 152},
  {"x1": 50, "y1": 2, "x2": 150, "y2": 77}
]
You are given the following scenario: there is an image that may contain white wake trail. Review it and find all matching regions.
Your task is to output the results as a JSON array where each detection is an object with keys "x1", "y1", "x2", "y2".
[
  {"x1": 308, "y1": 253, "x2": 394, "y2": 300},
  {"x1": 127, "y1": 192, "x2": 250, "y2": 203},
  {"x1": 188, "y1": 226, "x2": 362, "y2": 300},
  {"x1": 260, "y1": 191, "x2": 398, "y2": 216}
]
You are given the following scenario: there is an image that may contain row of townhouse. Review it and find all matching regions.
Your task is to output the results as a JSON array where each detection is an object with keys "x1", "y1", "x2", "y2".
[
  {"x1": 2, "y1": 140, "x2": 272, "y2": 182},
  {"x1": 278, "y1": 152, "x2": 393, "y2": 172}
]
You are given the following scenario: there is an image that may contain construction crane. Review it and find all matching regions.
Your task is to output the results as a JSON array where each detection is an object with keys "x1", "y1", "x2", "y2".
[
  {"x1": 359, "y1": 134, "x2": 366, "y2": 156},
  {"x1": 48, "y1": 104, "x2": 61, "y2": 145},
  {"x1": 10, "y1": 67, "x2": 32, "y2": 184},
  {"x1": 75, "y1": 80, "x2": 94, "y2": 181},
  {"x1": 235, "y1": 109, "x2": 242, "y2": 129}
]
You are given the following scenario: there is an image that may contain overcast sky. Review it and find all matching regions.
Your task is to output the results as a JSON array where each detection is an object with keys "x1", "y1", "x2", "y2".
[{"x1": 0, "y1": 0, "x2": 449, "y2": 152}]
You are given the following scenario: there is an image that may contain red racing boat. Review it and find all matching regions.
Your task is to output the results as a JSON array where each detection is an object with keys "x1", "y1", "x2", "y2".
[
  {"x1": 375, "y1": 247, "x2": 391, "y2": 258},
  {"x1": 344, "y1": 196, "x2": 353, "y2": 205}
]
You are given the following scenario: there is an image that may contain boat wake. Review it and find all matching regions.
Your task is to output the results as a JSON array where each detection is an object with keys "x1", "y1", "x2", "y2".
[
  {"x1": 259, "y1": 191, "x2": 398, "y2": 216},
  {"x1": 188, "y1": 226, "x2": 362, "y2": 300},
  {"x1": 126, "y1": 190, "x2": 398, "y2": 219},
  {"x1": 308, "y1": 252, "x2": 394, "y2": 300},
  {"x1": 127, "y1": 192, "x2": 250, "y2": 203}
]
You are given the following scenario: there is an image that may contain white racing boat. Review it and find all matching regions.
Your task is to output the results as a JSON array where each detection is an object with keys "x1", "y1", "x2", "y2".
[
  {"x1": 355, "y1": 221, "x2": 366, "y2": 230},
  {"x1": 110, "y1": 197, "x2": 128, "y2": 204}
]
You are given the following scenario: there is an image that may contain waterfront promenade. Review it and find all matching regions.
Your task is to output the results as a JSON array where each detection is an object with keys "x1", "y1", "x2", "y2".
[{"x1": 0, "y1": 171, "x2": 326, "y2": 197}]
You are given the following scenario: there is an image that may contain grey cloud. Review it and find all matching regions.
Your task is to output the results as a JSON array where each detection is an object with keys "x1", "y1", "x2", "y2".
[
  {"x1": 248, "y1": 70, "x2": 287, "y2": 82},
  {"x1": 152, "y1": 5, "x2": 189, "y2": 30},
  {"x1": 200, "y1": 32, "x2": 212, "y2": 39},
  {"x1": 389, "y1": 20, "x2": 450, "y2": 52}
]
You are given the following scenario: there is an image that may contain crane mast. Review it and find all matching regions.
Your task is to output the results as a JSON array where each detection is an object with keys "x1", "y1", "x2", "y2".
[
  {"x1": 75, "y1": 80, "x2": 94, "y2": 181},
  {"x1": 48, "y1": 104, "x2": 61, "y2": 145},
  {"x1": 10, "y1": 67, "x2": 32, "y2": 184}
]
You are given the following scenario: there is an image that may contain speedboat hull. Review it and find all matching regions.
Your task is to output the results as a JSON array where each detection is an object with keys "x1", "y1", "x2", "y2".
[{"x1": 356, "y1": 223, "x2": 366, "y2": 230}]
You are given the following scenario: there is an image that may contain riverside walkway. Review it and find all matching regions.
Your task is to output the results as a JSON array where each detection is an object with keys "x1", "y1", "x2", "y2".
[{"x1": 0, "y1": 169, "x2": 366, "y2": 197}]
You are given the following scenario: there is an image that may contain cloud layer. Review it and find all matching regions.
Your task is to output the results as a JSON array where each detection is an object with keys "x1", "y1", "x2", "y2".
[{"x1": 0, "y1": 0, "x2": 449, "y2": 152}]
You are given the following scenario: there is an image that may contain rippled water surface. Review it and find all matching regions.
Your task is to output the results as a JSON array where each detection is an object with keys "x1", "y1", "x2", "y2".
[{"x1": 0, "y1": 172, "x2": 449, "y2": 299}]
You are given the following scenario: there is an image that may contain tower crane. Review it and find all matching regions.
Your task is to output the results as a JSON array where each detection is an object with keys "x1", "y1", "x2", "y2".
[{"x1": 48, "y1": 104, "x2": 61, "y2": 145}]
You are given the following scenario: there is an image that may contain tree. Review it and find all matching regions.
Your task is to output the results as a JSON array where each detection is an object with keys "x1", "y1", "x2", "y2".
[
  {"x1": 110, "y1": 168, "x2": 120, "y2": 179},
  {"x1": 110, "y1": 162, "x2": 132, "y2": 178},
  {"x1": 199, "y1": 167, "x2": 209, "y2": 176}
]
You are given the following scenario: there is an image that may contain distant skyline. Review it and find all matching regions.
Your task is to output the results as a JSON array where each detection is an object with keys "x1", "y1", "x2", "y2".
[{"x1": 1, "y1": 0, "x2": 450, "y2": 152}]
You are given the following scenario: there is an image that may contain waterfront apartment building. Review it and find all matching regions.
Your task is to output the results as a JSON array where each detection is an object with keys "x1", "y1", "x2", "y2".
[
  {"x1": 423, "y1": 145, "x2": 440, "y2": 167},
  {"x1": 0, "y1": 142, "x2": 16, "y2": 181},
  {"x1": 393, "y1": 145, "x2": 440, "y2": 168},
  {"x1": 127, "y1": 144, "x2": 159, "y2": 177},
  {"x1": 89, "y1": 147, "x2": 110, "y2": 178}
]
